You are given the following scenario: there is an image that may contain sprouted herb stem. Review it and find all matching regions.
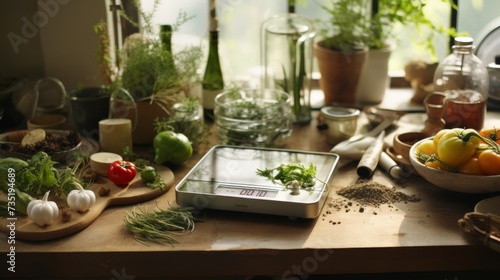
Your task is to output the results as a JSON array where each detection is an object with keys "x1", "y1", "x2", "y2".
[{"x1": 124, "y1": 206, "x2": 200, "y2": 245}]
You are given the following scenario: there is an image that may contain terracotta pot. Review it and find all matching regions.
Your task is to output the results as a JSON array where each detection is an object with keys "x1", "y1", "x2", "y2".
[
  {"x1": 113, "y1": 100, "x2": 171, "y2": 145},
  {"x1": 314, "y1": 41, "x2": 367, "y2": 105},
  {"x1": 357, "y1": 46, "x2": 394, "y2": 105}
]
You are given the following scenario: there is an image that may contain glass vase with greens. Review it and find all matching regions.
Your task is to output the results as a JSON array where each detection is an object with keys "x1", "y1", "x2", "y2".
[
  {"x1": 262, "y1": 13, "x2": 316, "y2": 124},
  {"x1": 214, "y1": 87, "x2": 293, "y2": 147}
]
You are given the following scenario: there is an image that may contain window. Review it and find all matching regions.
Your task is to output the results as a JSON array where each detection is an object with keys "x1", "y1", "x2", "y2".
[{"x1": 132, "y1": 0, "x2": 500, "y2": 84}]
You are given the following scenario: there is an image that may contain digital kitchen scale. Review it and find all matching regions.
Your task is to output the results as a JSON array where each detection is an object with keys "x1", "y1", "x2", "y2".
[{"x1": 175, "y1": 145, "x2": 340, "y2": 218}]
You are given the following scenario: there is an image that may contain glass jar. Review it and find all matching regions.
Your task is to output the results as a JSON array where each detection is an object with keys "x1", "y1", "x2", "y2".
[
  {"x1": 214, "y1": 88, "x2": 293, "y2": 147},
  {"x1": 261, "y1": 13, "x2": 316, "y2": 124},
  {"x1": 320, "y1": 106, "x2": 360, "y2": 145},
  {"x1": 433, "y1": 37, "x2": 489, "y2": 130},
  {"x1": 167, "y1": 101, "x2": 203, "y2": 132}
]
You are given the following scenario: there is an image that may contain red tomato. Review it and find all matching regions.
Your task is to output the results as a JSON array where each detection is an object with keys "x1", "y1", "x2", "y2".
[{"x1": 108, "y1": 160, "x2": 137, "y2": 186}]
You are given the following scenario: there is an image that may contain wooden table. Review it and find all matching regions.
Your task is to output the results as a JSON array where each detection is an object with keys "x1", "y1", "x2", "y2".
[{"x1": 2, "y1": 91, "x2": 500, "y2": 279}]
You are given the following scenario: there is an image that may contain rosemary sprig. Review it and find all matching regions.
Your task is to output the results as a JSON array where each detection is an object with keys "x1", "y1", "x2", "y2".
[{"x1": 124, "y1": 206, "x2": 200, "y2": 245}]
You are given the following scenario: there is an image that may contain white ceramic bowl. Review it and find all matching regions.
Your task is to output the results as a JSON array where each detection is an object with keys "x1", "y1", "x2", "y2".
[{"x1": 409, "y1": 137, "x2": 500, "y2": 193}]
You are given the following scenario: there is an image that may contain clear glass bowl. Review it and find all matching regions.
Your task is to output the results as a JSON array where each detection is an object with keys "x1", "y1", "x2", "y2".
[{"x1": 214, "y1": 88, "x2": 293, "y2": 147}]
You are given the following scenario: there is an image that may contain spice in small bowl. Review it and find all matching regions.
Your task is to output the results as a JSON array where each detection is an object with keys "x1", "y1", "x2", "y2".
[{"x1": 392, "y1": 132, "x2": 427, "y2": 160}]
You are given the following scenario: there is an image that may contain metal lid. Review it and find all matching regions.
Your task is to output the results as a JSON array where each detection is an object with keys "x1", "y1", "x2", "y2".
[
  {"x1": 455, "y1": 36, "x2": 474, "y2": 46},
  {"x1": 320, "y1": 106, "x2": 360, "y2": 121}
]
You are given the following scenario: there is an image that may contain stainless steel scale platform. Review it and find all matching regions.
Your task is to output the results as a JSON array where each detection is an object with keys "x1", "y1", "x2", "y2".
[{"x1": 175, "y1": 145, "x2": 340, "y2": 218}]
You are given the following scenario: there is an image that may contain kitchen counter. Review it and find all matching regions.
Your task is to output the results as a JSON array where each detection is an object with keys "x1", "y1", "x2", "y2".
[{"x1": 2, "y1": 90, "x2": 500, "y2": 279}]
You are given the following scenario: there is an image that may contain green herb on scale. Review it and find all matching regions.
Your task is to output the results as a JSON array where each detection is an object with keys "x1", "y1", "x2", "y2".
[{"x1": 256, "y1": 163, "x2": 322, "y2": 188}]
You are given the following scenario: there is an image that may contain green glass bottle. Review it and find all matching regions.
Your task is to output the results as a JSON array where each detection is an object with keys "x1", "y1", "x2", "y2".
[
  {"x1": 202, "y1": 1, "x2": 224, "y2": 121},
  {"x1": 160, "y1": 24, "x2": 173, "y2": 54},
  {"x1": 160, "y1": 24, "x2": 177, "y2": 77}
]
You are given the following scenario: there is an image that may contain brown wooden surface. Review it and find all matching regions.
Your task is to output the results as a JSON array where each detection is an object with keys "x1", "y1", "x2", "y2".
[{"x1": 2, "y1": 90, "x2": 500, "y2": 279}]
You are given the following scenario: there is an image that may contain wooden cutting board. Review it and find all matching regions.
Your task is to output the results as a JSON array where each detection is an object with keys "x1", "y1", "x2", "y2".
[{"x1": 0, "y1": 166, "x2": 174, "y2": 241}]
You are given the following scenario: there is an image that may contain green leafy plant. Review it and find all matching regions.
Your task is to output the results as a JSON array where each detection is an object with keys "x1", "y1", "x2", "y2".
[
  {"x1": 316, "y1": 0, "x2": 370, "y2": 52},
  {"x1": 367, "y1": 0, "x2": 458, "y2": 58},
  {"x1": 317, "y1": 0, "x2": 458, "y2": 58},
  {"x1": 118, "y1": 0, "x2": 202, "y2": 105}
]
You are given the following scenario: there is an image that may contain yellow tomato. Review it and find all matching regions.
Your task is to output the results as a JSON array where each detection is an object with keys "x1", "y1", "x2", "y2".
[
  {"x1": 479, "y1": 127, "x2": 500, "y2": 145},
  {"x1": 478, "y1": 149, "x2": 500, "y2": 175},
  {"x1": 436, "y1": 128, "x2": 480, "y2": 167},
  {"x1": 416, "y1": 139, "x2": 436, "y2": 156},
  {"x1": 432, "y1": 129, "x2": 452, "y2": 147},
  {"x1": 425, "y1": 158, "x2": 448, "y2": 171},
  {"x1": 458, "y1": 157, "x2": 485, "y2": 175}
]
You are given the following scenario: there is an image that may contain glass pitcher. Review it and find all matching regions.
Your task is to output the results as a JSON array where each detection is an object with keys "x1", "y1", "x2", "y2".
[{"x1": 261, "y1": 13, "x2": 316, "y2": 124}]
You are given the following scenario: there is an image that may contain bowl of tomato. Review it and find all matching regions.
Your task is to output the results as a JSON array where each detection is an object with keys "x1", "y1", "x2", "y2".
[{"x1": 409, "y1": 132, "x2": 500, "y2": 193}]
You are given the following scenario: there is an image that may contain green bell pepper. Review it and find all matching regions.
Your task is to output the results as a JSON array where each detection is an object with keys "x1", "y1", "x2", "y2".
[{"x1": 153, "y1": 131, "x2": 193, "y2": 165}]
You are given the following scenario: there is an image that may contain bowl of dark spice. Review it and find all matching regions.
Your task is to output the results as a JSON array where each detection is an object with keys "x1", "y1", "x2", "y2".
[{"x1": 0, "y1": 129, "x2": 82, "y2": 163}]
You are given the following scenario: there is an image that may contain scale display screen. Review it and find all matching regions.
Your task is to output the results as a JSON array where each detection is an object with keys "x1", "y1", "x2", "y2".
[
  {"x1": 175, "y1": 145, "x2": 339, "y2": 218},
  {"x1": 215, "y1": 184, "x2": 279, "y2": 199}
]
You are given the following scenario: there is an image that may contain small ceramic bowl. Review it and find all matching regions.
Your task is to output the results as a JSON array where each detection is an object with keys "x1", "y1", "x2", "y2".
[{"x1": 393, "y1": 132, "x2": 427, "y2": 160}]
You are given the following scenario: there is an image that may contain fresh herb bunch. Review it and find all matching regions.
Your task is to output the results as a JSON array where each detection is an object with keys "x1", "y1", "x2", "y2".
[
  {"x1": 0, "y1": 152, "x2": 84, "y2": 198},
  {"x1": 119, "y1": 0, "x2": 202, "y2": 101},
  {"x1": 256, "y1": 163, "x2": 320, "y2": 188},
  {"x1": 124, "y1": 206, "x2": 200, "y2": 245}
]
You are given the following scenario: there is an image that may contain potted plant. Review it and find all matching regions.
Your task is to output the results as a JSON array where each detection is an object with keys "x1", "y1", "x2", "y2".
[
  {"x1": 115, "y1": 0, "x2": 203, "y2": 145},
  {"x1": 315, "y1": 0, "x2": 457, "y2": 105},
  {"x1": 356, "y1": 0, "x2": 457, "y2": 104},
  {"x1": 314, "y1": 0, "x2": 370, "y2": 106}
]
